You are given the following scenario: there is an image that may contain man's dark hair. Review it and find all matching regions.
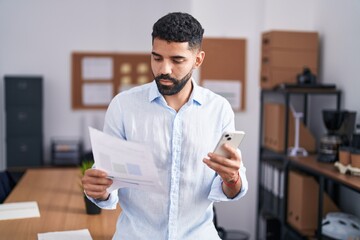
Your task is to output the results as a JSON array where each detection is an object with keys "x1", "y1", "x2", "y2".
[{"x1": 152, "y1": 12, "x2": 204, "y2": 50}]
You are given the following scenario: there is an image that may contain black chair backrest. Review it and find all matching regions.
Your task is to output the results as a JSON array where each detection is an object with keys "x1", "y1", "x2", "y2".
[{"x1": 0, "y1": 171, "x2": 16, "y2": 203}]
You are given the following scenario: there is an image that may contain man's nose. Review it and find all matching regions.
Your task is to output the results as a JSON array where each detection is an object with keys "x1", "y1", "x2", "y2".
[{"x1": 158, "y1": 61, "x2": 172, "y2": 75}]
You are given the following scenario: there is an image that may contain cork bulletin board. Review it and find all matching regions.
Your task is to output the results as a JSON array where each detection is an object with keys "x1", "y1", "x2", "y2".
[
  {"x1": 72, "y1": 39, "x2": 246, "y2": 110},
  {"x1": 200, "y1": 38, "x2": 246, "y2": 111},
  {"x1": 72, "y1": 52, "x2": 152, "y2": 110}
]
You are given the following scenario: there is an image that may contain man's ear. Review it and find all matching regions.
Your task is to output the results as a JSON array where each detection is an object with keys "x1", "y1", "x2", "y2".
[{"x1": 194, "y1": 51, "x2": 205, "y2": 68}]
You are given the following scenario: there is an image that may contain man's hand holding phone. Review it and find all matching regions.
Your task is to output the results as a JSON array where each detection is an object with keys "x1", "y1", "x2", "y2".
[{"x1": 203, "y1": 131, "x2": 245, "y2": 198}]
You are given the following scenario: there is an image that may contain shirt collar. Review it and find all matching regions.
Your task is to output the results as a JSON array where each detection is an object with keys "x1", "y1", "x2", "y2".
[
  {"x1": 149, "y1": 81, "x2": 162, "y2": 102},
  {"x1": 148, "y1": 79, "x2": 204, "y2": 106}
]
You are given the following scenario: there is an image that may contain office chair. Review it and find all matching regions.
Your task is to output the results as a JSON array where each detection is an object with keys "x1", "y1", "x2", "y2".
[
  {"x1": 213, "y1": 206, "x2": 250, "y2": 240},
  {"x1": 0, "y1": 171, "x2": 16, "y2": 203},
  {"x1": 213, "y1": 206, "x2": 226, "y2": 238}
]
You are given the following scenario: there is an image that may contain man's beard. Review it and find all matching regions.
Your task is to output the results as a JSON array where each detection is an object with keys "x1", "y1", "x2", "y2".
[{"x1": 154, "y1": 70, "x2": 193, "y2": 96}]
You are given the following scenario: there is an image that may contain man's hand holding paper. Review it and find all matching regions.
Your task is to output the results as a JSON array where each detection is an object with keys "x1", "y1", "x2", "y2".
[
  {"x1": 82, "y1": 168, "x2": 113, "y2": 200},
  {"x1": 86, "y1": 127, "x2": 163, "y2": 195}
]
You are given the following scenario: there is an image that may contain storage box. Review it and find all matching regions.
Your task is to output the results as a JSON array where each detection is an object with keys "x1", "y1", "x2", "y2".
[
  {"x1": 263, "y1": 103, "x2": 316, "y2": 153},
  {"x1": 262, "y1": 50, "x2": 318, "y2": 69},
  {"x1": 287, "y1": 171, "x2": 339, "y2": 236},
  {"x1": 260, "y1": 31, "x2": 319, "y2": 89},
  {"x1": 262, "y1": 31, "x2": 319, "y2": 51},
  {"x1": 261, "y1": 66, "x2": 318, "y2": 89}
]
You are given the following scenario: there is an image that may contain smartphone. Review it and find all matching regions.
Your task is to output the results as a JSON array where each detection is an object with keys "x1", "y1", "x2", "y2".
[{"x1": 213, "y1": 131, "x2": 245, "y2": 158}]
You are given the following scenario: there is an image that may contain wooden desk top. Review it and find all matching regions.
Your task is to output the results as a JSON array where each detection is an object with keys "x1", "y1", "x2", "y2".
[
  {"x1": 289, "y1": 156, "x2": 360, "y2": 192},
  {"x1": 0, "y1": 168, "x2": 121, "y2": 240}
]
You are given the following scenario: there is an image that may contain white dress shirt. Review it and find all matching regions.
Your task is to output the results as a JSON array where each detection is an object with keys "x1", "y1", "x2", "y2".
[{"x1": 91, "y1": 79, "x2": 248, "y2": 240}]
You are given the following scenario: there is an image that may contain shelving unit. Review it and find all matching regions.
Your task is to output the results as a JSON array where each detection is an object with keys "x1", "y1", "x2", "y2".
[
  {"x1": 287, "y1": 156, "x2": 360, "y2": 239},
  {"x1": 256, "y1": 87, "x2": 345, "y2": 240}
]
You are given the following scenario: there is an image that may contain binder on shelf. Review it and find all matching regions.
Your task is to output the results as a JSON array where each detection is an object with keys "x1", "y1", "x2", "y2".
[{"x1": 260, "y1": 160, "x2": 285, "y2": 218}]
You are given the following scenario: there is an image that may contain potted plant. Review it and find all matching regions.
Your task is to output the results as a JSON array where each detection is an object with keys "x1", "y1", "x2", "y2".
[{"x1": 80, "y1": 159, "x2": 102, "y2": 215}]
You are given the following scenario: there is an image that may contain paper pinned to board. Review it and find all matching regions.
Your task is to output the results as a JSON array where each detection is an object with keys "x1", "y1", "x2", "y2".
[
  {"x1": 202, "y1": 80, "x2": 241, "y2": 111},
  {"x1": 82, "y1": 83, "x2": 113, "y2": 106},
  {"x1": 88, "y1": 127, "x2": 164, "y2": 193},
  {"x1": 82, "y1": 57, "x2": 113, "y2": 80},
  {"x1": 0, "y1": 201, "x2": 40, "y2": 221},
  {"x1": 38, "y1": 229, "x2": 92, "y2": 240}
]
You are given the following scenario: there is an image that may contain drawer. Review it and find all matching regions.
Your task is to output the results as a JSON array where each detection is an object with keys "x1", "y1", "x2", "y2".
[
  {"x1": 262, "y1": 31, "x2": 318, "y2": 51},
  {"x1": 4, "y1": 76, "x2": 42, "y2": 107},
  {"x1": 6, "y1": 107, "x2": 42, "y2": 136},
  {"x1": 6, "y1": 137, "x2": 43, "y2": 167}
]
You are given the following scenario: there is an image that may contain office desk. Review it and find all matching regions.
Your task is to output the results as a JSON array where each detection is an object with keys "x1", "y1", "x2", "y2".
[{"x1": 0, "y1": 168, "x2": 121, "y2": 240}]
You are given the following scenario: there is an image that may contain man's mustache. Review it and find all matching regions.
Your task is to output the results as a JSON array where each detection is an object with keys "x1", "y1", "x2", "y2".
[{"x1": 155, "y1": 74, "x2": 177, "y2": 83}]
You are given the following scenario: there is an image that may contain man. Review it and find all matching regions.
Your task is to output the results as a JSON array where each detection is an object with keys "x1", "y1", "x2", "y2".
[{"x1": 82, "y1": 12, "x2": 248, "y2": 240}]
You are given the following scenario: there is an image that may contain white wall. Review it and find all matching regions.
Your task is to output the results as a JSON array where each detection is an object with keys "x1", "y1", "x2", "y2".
[
  {"x1": 313, "y1": 0, "x2": 360, "y2": 217},
  {"x1": 191, "y1": 0, "x2": 264, "y2": 237},
  {"x1": 1, "y1": 0, "x2": 260, "y2": 237},
  {"x1": 1, "y1": 1, "x2": 360, "y2": 239},
  {"x1": 0, "y1": 0, "x2": 262, "y2": 237},
  {"x1": 263, "y1": 0, "x2": 317, "y2": 31},
  {"x1": 0, "y1": 0, "x2": 192, "y2": 164},
  {"x1": 314, "y1": 0, "x2": 360, "y2": 120}
]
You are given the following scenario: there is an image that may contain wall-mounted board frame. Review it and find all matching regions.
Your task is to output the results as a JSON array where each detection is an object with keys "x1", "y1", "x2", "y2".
[
  {"x1": 200, "y1": 38, "x2": 246, "y2": 111},
  {"x1": 72, "y1": 52, "x2": 152, "y2": 110}
]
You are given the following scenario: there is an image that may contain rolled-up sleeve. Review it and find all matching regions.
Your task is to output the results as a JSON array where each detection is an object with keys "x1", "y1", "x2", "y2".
[{"x1": 85, "y1": 189, "x2": 119, "y2": 209}]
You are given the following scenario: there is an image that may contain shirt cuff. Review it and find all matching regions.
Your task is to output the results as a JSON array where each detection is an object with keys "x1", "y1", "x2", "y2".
[
  {"x1": 85, "y1": 190, "x2": 118, "y2": 209},
  {"x1": 208, "y1": 162, "x2": 248, "y2": 202}
]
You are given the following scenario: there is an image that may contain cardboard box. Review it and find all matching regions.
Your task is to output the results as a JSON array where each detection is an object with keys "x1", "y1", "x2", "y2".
[
  {"x1": 260, "y1": 30, "x2": 319, "y2": 89},
  {"x1": 261, "y1": 66, "x2": 318, "y2": 89},
  {"x1": 287, "y1": 171, "x2": 339, "y2": 236},
  {"x1": 264, "y1": 103, "x2": 316, "y2": 153},
  {"x1": 262, "y1": 31, "x2": 319, "y2": 51},
  {"x1": 262, "y1": 50, "x2": 318, "y2": 69}
]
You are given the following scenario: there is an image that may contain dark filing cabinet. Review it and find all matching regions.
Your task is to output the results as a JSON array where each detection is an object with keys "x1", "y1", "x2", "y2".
[{"x1": 4, "y1": 76, "x2": 43, "y2": 168}]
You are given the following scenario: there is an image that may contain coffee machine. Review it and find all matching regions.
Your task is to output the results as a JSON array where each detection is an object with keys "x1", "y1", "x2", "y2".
[{"x1": 318, "y1": 110, "x2": 356, "y2": 163}]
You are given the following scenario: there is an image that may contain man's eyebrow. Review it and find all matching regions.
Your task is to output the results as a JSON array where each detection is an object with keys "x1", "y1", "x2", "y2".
[
  {"x1": 151, "y1": 52, "x2": 161, "y2": 57},
  {"x1": 151, "y1": 52, "x2": 186, "y2": 60},
  {"x1": 171, "y1": 55, "x2": 186, "y2": 60}
]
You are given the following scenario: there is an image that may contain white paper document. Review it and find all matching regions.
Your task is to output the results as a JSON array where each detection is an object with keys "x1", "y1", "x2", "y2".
[
  {"x1": 38, "y1": 229, "x2": 92, "y2": 240},
  {"x1": 82, "y1": 83, "x2": 113, "y2": 106},
  {"x1": 0, "y1": 201, "x2": 40, "y2": 221},
  {"x1": 89, "y1": 127, "x2": 163, "y2": 193},
  {"x1": 82, "y1": 57, "x2": 113, "y2": 80}
]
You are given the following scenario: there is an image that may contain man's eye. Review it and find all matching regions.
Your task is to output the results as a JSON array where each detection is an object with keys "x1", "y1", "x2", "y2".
[
  {"x1": 153, "y1": 56, "x2": 162, "y2": 61},
  {"x1": 173, "y1": 59, "x2": 184, "y2": 64}
]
